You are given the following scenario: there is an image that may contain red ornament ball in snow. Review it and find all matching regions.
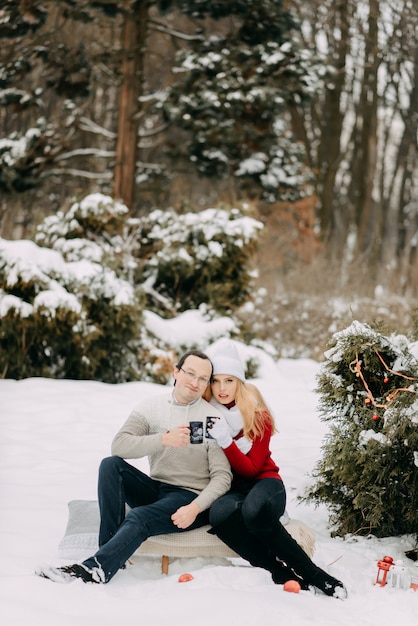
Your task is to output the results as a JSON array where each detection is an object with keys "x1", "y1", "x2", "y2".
[
  {"x1": 283, "y1": 580, "x2": 301, "y2": 593},
  {"x1": 178, "y1": 572, "x2": 194, "y2": 583}
]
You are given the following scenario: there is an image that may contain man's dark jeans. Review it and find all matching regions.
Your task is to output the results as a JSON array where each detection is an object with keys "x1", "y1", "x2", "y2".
[{"x1": 82, "y1": 456, "x2": 208, "y2": 582}]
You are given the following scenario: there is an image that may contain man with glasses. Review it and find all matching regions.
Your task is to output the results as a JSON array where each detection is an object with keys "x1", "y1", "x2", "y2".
[{"x1": 36, "y1": 350, "x2": 232, "y2": 584}]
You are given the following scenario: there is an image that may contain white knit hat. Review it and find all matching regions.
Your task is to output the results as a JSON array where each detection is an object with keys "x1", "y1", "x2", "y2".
[{"x1": 210, "y1": 340, "x2": 246, "y2": 382}]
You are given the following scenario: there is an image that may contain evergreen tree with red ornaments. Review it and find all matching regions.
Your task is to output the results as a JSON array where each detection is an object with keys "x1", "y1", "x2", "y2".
[{"x1": 304, "y1": 320, "x2": 418, "y2": 545}]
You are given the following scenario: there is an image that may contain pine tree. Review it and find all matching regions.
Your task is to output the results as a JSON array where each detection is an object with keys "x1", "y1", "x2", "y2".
[
  {"x1": 304, "y1": 320, "x2": 418, "y2": 538},
  {"x1": 160, "y1": 0, "x2": 324, "y2": 202}
]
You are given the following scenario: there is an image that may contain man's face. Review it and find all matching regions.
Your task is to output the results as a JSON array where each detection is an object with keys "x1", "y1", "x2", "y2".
[{"x1": 173, "y1": 355, "x2": 212, "y2": 404}]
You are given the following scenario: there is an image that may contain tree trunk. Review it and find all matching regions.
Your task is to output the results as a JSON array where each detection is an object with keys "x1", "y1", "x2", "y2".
[
  {"x1": 395, "y1": 44, "x2": 418, "y2": 294},
  {"x1": 113, "y1": 1, "x2": 149, "y2": 209},
  {"x1": 355, "y1": 0, "x2": 379, "y2": 257},
  {"x1": 316, "y1": 1, "x2": 350, "y2": 255}
]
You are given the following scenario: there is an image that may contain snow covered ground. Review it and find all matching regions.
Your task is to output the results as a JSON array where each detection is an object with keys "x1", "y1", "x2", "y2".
[{"x1": 1, "y1": 353, "x2": 417, "y2": 625}]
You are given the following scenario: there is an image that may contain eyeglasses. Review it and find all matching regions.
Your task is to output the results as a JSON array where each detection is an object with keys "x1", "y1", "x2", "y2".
[{"x1": 179, "y1": 367, "x2": 210, "y2": 386}]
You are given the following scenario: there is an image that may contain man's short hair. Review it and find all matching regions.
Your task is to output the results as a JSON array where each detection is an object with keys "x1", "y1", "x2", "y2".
[{"x1": 176, "y1": 350, "x2": 212, "y2": 372}]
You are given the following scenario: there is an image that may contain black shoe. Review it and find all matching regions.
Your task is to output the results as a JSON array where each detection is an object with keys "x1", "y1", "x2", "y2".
[
  {"x1": 35, "y1": 563, "x2": 105, "y2": 584},
  {"x1": 310, "y1": 571, "x2": 347, "y2": 599}
]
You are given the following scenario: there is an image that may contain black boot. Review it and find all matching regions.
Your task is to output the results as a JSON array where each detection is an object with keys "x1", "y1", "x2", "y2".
[
  {"x1": 252, "y1": 516, "x2": 347, "y2": 599},
  {"x1": 209, "y1": 509, "x2": 309, "y2": 589}
]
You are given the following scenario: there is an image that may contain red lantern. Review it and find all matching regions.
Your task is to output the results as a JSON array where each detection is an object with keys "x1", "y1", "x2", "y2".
[{"x1": 375, "y1": 555, "x2": 394, "y2": 586}]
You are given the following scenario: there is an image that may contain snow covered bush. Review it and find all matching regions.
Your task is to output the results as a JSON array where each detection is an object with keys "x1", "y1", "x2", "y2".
[
  {"x1": 304, "y1": 321, "x2": 418, "y2": 538},
  {"x1": 136, "y1": 205, "x2": 263, "y2": 314},
  {"x1": 1, "y1": 193, "x2": 262, "y2": 382},
  {"x1": 0, "y1": 238, "x2": 141, "y2": 382},
  {"x1": 36, "y1": 193, "x2": 262, "y2": 315},
  {"x1": 35, "y1": 193, "x2": 134, "y2": 271}
]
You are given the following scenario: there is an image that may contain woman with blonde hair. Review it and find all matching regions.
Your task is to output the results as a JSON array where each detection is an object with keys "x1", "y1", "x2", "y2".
[{"x1": 205, "y1": 340, "x2": 347, "y2": 599}]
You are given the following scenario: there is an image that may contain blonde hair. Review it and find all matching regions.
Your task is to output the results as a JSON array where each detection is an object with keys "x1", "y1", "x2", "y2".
[{"x1": 204, "y1": 379, "x2": 277, "y2": 440}]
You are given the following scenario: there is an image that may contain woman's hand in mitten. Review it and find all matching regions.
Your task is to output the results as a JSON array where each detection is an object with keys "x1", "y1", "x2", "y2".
[{"x1": 208, "y1": 417, "x2": 232, "y2": 449}]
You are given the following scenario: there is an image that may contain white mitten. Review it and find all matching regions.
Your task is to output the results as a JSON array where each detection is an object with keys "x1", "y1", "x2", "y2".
[
  {"x1": 208, "y1": 417, "x2": 233, "y2": 449},
  {"x1": 235, "y1": 437, "x2": 253, "y2": 454}
]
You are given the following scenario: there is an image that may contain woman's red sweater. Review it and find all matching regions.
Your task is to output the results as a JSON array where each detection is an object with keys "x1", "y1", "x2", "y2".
[{"x1": 222, "y1": 415, "x2": 282, "y2": 483}]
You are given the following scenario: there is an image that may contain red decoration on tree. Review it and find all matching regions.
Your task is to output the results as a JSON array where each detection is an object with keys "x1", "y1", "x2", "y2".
[
  {"x1": 350, "y1": 350, "x2": 418, "y2": 411},
  {"x1": 372, "y1": 414, "x2": 379, "y2": 421}
]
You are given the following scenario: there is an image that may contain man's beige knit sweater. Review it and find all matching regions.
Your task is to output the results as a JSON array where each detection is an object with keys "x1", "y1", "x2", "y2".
[{"x1": 111, "y1": 391, "x2": 232, "y2": 512}]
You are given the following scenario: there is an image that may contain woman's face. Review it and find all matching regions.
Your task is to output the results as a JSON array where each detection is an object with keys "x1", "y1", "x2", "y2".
[{"x1": 211, "y1": 374, "x2": 238, "y2": 405}]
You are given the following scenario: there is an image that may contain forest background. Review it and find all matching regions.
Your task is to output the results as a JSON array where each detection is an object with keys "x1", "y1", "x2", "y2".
[{"x1": 1, "y1": 0, "x2": 418, "y2": 362}]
